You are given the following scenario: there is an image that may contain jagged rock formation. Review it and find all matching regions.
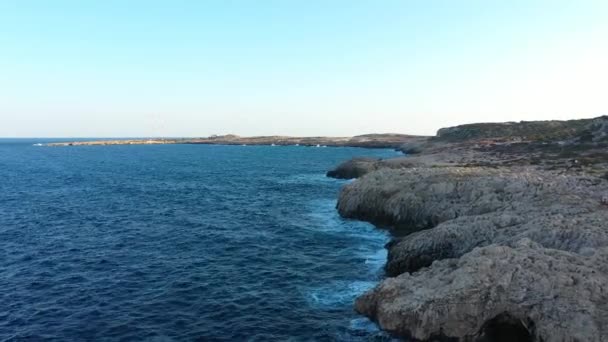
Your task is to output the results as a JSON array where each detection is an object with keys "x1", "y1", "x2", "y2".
[
  {"x1": 333, "y1": 115, "x2": 608, "y2": 341},
  {"x1": 338, "y1": 167, "x2": 608, "y2": 276},
  {"x1": 355, "y1": 239, "x2": 608, "y2": 341},
  {"x1": 328, "y1": 116, "x2": 608, "y2": 181},
  {"x1": 326, "y1": 157, "x2": 380, "y2": 179}
]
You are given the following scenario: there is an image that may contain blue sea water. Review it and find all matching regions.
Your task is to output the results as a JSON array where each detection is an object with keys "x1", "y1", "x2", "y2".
[{"x1": 0, "y1": 140, "x2": 400, "y2": 341}]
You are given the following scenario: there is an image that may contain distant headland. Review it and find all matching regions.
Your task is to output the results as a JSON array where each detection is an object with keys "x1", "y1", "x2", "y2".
[{"x1": 45, "y1": 134, "x2": 427, "y2": 149}]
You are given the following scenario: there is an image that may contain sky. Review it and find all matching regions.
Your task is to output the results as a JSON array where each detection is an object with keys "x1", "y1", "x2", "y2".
[{"x1": 1, "y1": 0, "x2": 607, "y2": 137}]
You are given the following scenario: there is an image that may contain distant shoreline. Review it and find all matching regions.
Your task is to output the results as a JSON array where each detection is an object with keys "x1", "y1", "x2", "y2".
[{"x1": 44, "y1": 134, "x2": 428, "y2": 150}]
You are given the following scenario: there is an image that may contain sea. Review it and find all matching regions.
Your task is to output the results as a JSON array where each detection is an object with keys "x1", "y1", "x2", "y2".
[{"x1": 0, "y1": 139, "x2": 401, "y2": 341}]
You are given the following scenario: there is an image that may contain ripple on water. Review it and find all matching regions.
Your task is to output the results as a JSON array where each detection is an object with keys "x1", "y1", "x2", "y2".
[
  {"x1": 300, "y1": 197, "x2": 392, "y2": 339},
  {"x1": 0, "y1": 143, "x2": 400, "y2": 341}
]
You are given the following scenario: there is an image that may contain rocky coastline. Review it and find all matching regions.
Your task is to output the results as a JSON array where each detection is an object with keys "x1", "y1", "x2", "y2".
[{"x1": 328, "y1": 116, "x2": 608, "y2": 341}]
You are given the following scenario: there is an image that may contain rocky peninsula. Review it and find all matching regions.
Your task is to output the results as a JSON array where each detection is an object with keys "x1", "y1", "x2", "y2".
[
  {"x1": 45, "y1": 134, "x2": 426, "y2": 149},
  {"x1": 328, "y1": 116, "x2": 608, "y2": 341}
]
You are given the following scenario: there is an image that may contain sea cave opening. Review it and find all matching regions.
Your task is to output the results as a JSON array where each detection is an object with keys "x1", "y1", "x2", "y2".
[{"x1": 477, "y1": 312, "x2": 534, "y2": 342}]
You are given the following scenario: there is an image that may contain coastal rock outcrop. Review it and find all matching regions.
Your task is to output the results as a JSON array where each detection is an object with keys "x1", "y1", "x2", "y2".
[
  {"x1": 338, "y1": 167, "x2": 608, "y2": 277},
  {"x1": 326, "y1": 157, "x2": 380, "y2": 179},
  {"x1": 355, "y1": 238, "x2": 608, "y2": 341},
  {"x1": 335, "y1": 117, "x2": 608, "y2": 341},
  {"x1": 399, "y1": 140, "x2": 430, "y2": 154}
]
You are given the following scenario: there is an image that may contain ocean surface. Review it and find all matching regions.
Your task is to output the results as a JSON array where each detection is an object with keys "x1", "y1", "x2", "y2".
[{"x1": 0, "y1": 139, "x2": 401, "y2": 341}]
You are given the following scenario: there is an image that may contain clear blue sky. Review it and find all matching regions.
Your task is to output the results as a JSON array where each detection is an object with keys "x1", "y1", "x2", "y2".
[{"x1": 1, "y1": 0, "x2": 607, "y2": 137}]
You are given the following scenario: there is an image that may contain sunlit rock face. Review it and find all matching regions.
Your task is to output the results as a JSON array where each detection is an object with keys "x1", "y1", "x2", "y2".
[
  {"x1": 338, "y1": 165, "x2": 608, "y2": 341},
  {"x1": 356, "y1": 239, "x2": 608, "y2": 341}
]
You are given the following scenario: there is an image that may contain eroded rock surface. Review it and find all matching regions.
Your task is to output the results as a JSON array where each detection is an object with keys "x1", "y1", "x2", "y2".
[
  {"x1": 336, "y1": 116, "x2": 608, "y2": 341},
  {"x1": 326, "y1": 157, "x2": 380, "y2": 179},
  {"x1": 356, "y1": 239, "x2": 608, "y2": 341},
  {"x1": 338, "y1": 167, "x2": 608, "y2": 276},
  {"x1": 341, "y1": 167, "x2": 608, "y2": 340}
]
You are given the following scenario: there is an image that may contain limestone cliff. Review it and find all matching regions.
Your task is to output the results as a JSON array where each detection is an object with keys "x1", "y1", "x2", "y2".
[{"x1": 333, "y1": 115, "x2": 608, "y2": 341}]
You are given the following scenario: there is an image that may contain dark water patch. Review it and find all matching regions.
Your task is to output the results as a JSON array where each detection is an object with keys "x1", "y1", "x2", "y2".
[{"x1": 0, "y1": 141, "x2": 400, "y2": 341}]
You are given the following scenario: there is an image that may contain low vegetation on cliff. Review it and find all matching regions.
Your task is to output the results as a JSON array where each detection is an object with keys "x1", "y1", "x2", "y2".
[{"x1": 434, "y1": 116, "x2": 608, "y2": 143}]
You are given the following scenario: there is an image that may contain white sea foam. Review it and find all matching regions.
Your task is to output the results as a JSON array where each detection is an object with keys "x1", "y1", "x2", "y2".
[
  {"x1": 277, "y1": 173, "x2": 340, "y2": 185},
  {"x1": 306, "y1": 198, "x2": 389, "y2": 268},
  {"x1": 347, "y1": 318, "x2": 401, "y2": 341},
  {"x1": 349, "y1": 317, "x2": 379, "y2": 332},
  {"x1": 307, "y1": 280, "x2": 377, "y2": 307},
  {"x1": 363, "y1": 248, "x2": 387, "y2": 272},
  {"x1": 306, "y1": 199, "x2": 388, "y2": 241},
  {"x1": 304, "y1": 197, "x2": 390, "y2": 317}
]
